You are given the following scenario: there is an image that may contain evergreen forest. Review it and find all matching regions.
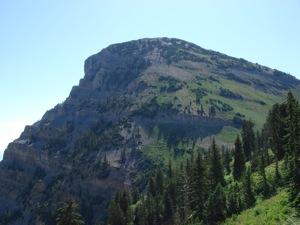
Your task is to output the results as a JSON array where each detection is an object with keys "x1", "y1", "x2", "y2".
[{"x1": 104, "y1": 91, "x2": 300, "y2": 225}]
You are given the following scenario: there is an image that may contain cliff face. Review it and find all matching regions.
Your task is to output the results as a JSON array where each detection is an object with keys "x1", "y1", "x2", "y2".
[{"x1": 1, "y1": 38, "x2": 299, "y2": 224}]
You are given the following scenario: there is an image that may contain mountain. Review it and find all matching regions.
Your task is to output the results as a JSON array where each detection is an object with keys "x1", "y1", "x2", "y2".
[{"x1": 1, "y1": 38, "x2": 299, "y2": 224}]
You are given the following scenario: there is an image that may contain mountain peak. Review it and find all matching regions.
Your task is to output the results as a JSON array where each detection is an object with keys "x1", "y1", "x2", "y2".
[{"x1": 1, "y1": 38, "x2": 300, "y2": 224}]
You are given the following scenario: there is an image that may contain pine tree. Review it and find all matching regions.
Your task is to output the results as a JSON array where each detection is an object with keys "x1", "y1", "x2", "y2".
[
  {"x1": 163, "y1": 179, "x2": 177, "y2": 222},
  {"x1": 284, "y1": 91, "x2": 300, "y2": 210},
  {"x1": 135, "y1": 197, "x2": 147, "y2": 225},
  {"x1": 155, "y1": 168, "x2": 164, "y2": 196},
  {"x1": 120, "y1": 189, "x2": 133, "y2": 224},
  {"x1": 132, "y1": 187, "x2": 140, "y2": 204},
  {"x1": 206, "y1": 183, "x2": 226, "y2": 224},
  {"x1": 208, "y1": 138, "x2": 225, "y2": 190},
  {"x1": 226, "y1": 182, "x2": 240, "y2": 216},
  {"x1": 145, "y1": 193, "x2": 157, "y2": 225},
  {"x1": 224, "y1": 148, "x2": 232, "y2": 174},
  {"x1": 242, "y1": 167, "x2": 255, "y2": 208},
  {"x1": 155, "y1": 194, "x2": 165, "y2": 223},
  {"x1": 108, "y1": 193, "x2": 126, "y2": 225},
  {"x1": 177, "y1": 162, "x2": 191, "y2": 221},
  {"x1": 190, "y1": 152, "x2": 208, "y2": 221},
  {"x1": 266, "y1": 104, "x2": 287, "y2": 160},
  {"x1": 233, "y1": 135, "x2": 246, "y2": 180},
  {"x1": 56, "y1": 198, "x2": 84, "y2": 225},
  {"x1": 242, "y1": 119, "x2": 255, "y2": 161}
]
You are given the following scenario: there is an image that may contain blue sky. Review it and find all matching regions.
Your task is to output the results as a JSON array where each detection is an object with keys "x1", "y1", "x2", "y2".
[{"x1": 0, "y1": 0, "x2": 299, "y2": 160}]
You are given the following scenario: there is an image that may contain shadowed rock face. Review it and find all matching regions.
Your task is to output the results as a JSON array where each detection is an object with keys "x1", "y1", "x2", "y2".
[{"x1": 0, "y1": 38, "x2": 299, "y2": 224}]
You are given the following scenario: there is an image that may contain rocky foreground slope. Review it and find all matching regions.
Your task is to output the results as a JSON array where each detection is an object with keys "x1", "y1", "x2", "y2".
[{"x1": 0, "y1": 38, "x2": 299, "y2": 224}]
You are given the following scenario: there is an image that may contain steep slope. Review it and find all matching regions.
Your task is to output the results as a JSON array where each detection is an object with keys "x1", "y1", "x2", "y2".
[
  {"x1": 221, "y1": 190, "x2": 299, "y2": 225},
  {"x1": 0, "y1": 38, "x2": 299, "y2": 224}
]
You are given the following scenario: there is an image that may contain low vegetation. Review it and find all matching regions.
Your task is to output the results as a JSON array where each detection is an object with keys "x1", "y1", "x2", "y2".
[{"x1": 222, "y1": 190, "x2": 299, "y2": 225}]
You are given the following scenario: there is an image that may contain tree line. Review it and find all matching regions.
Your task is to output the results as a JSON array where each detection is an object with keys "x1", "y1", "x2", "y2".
[
  {"x1": 54, "y1": 91, "x2": 300, "y2": 225},
  {"x1": 106, "y1": 91, "x2": 300, "y2": 225}
]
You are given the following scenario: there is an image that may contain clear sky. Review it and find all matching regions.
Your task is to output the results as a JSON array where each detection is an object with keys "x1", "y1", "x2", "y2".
[{"x1": 0, "y1": 0, "x2": 299, "y2": 160}]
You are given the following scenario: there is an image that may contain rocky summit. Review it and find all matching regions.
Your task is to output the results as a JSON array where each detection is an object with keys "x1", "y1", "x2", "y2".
[{"x1": 0, "y1": 38, "x2": 299, "y2": 224}]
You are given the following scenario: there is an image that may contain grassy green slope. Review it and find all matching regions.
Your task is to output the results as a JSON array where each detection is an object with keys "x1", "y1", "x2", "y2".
[
  {"x1": 139, "y1": 68, "x2": 289, "y2": 148},
  {"x1": 119, "y1": 39, "x2": 300, "y2": 170},
  {"x1": 222, "y1": 190, "x2": 299, "y2": 225}
]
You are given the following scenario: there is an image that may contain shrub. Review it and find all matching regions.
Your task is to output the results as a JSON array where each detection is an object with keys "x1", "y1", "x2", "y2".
[{"x1": 219, "y1": 87, "x2": 243, "y2": 100}]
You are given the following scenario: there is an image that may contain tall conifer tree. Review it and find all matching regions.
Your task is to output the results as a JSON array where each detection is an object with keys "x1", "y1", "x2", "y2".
[
  {"x1": 243, "y1": 167, "x2": 255, "y2": 208},
  {"x1": 263, "y1": 103, "x2": 288, "y2": 160},
  {"x1": 284, "y1": 91, "x2": 300, "y2": 210},
  {"x1": 233, "y1": 135, "x2": 245, "y2": 180},
  {"x1": 108, "y1": 200, "x2": 125, "y2": 225},
  {"x1": 177, "y1": 162, "x2": 191, "y2": 221},
  {"x1": 242, "y1": 120, "x2": 255, "y2": 161},
  {"x1": 206, "y1": 183, "x2": 226, "y2": 224},
  {"x1": 226, "y1": 182, "x2": 241, "y2": 216},
  {"x1": 190, "y1": 152, "x2": 208, "y2": 221},
  {"x1": 155, "y1": 168, "x2": 164, "y2": 196},
  {"x1": 56, "y1": 198, "x2": 84, "y2": 225},
  {"x1": 208, "y1": 138, "x2": 225, "y2": 189}
]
